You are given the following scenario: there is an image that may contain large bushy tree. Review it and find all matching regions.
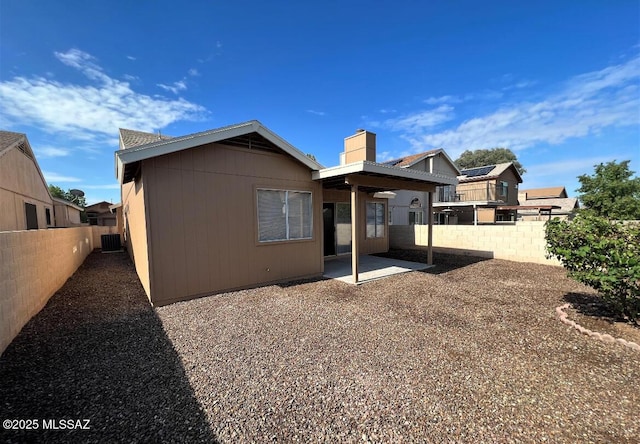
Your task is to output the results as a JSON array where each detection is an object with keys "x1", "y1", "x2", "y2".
[
  {"x1": 546, "y1": 213, "x2": 640, "y2": 322},
  {"x1": 577, "y1": 160, "x2": 640, "y2": 220},
  {"x1": 454, "y1": 147, "x2": 526, "y2": 175}
]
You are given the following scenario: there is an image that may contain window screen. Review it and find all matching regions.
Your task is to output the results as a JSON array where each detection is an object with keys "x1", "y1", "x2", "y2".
[
  {"x1": 45, "y1": 208, "x2": 52, "y2": 226},
  {"x1": 366, "y1": 202, "x2": 385, "y2": 238},
  {"x1": 258, "y1": 189, "x2": 312, "y2": 242}
]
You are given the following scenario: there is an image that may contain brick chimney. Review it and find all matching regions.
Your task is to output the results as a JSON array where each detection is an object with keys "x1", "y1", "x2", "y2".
[{"x1": 341, "y1": 129, "x2": 376, "y2": 164}]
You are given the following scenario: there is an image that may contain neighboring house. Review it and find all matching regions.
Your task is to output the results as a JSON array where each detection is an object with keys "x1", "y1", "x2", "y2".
[
  {"x1": 432, "y1": 162, "x2": 524, "y2": 224},
  {"x1": 518, "y1": 186, "x2": 579, "y2": 220},
  {"x1": 115, "y1": 121, "x2": 458, "y2": 305},
  {"x1": 85, "y1": 201, "x2": 117, "y2": 226},
  {"x1": 382, "y1": 150, "x2": 461, "y2": 226},
  {"x1": 52, "y1": 197, "x2": 84, "y2": 227},
  {"x1": 0, "y1": 131, "x2": 54, "y2": 231}
]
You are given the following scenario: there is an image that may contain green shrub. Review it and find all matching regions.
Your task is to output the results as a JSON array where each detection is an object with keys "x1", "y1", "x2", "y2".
[{"x1": 545, "y1": 213, "x2": 640, "y2": 322}]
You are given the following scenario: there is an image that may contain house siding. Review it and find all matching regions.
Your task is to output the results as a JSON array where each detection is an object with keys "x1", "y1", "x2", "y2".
[
  {"x1": 0, "y1": 146, "x2": 53, "y2": 231},
  {"x1": 143, "y1": 142, "x2": 323, "y2": 306},
  {"x1": 322, "y1": 189, "x2": 389, "y2": 255},
  {"x1": 122, "y1": 176, "x2": 152, "y2": 298}
]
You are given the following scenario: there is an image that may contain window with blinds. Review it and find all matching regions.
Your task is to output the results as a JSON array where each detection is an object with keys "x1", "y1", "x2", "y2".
[
  {"x1": 366, "y1": 202, "x2": 385, "y2": 238},
  {"x1": 257, "y1": 189, "x2": 312, "y2": 242}
]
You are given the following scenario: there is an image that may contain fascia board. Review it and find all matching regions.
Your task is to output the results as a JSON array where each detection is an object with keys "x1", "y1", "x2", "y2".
[{"x1": 313, "y1": 161, "x2": 458, "y2": 186}]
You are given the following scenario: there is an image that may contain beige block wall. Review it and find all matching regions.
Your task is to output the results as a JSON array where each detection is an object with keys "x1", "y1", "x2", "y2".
[
  {"x1": 389, "y1": 222, "x2": 561, "y2": 266},
  {"x1": 0, "y1": 226, "x2": 100, "y2": 356},
  {"x1": 91, "y1": 225, "x2": 121, "y2": 247}
]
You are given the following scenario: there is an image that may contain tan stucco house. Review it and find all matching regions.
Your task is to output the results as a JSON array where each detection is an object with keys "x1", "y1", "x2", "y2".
[
  {"x1": 85, "y1": 201, "x2": 117, "y2": 226},
  {"x1": 0, "y1": 131, "x2": 55, "y2": 231},
  {"x1": 518, "y1": 186, "x2": 579, "y2": 220},
  {"x1": 382, "y1": 150, "x2": 461, "y2": 226},
  {"x1": 433, "y1": 162, "x2": 523, "y2": 224},
  {"x1": 52, "y1": 197, "x2": 84, "y2": 227},
  {"x1": 115, "y1": 121, "x2": 458, "y2": 306}
]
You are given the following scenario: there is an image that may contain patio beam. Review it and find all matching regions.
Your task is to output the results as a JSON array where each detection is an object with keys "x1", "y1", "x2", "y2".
[
  {"x1": 351, "y1": 184, "x2": 359, "y2": 284},
  {"x1": 345, "y1": 175, "x2": 436, "y2": 193},
  {"x1": 427, "y1": 191, "x2": 433, "y2": 265}
]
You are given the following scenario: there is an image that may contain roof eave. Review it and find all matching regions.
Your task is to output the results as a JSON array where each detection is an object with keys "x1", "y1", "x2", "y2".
[
  {"x1": 115, "y1": 120, "x2": 324, "y2": 184},
  {"x1": 313, "y1": 161, "x2": 459, "y2": 186}
]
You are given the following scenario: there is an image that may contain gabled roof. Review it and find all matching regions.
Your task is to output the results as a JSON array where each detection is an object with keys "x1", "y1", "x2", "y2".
[
  {"x1": 85, "y1": 201, "x2": 113, "y2": 212},
  {"x1": 119, "y1": 128, "x2": 173, "y2": 149},
  {"x1": 52, "y1": 197, "x2": 84, "y2": 212},
  {"x1": 520, "y1": 186, "x2": 567, "y2": 199},
  {"x1": 115, "y1": 120, "x2": 324, "y2": 184},
  {"x1": 518, "y1": 197, "x2": 579, "y2": 214},
  {"x1": 0, "y1": 130, "x2": 53, "y2": 202},
  {"x1": 0, "y1": 130, "x2": 35, "y2": 160},
  {"x1": 382, "y1": 148, "x2": 461, "y2": 174},
  {"x1": 458, "y1": 162, "x2": 523, "y2": 184}
]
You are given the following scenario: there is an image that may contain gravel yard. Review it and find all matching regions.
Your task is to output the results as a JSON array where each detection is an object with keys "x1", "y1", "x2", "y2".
[{"x1": 1, "y1": 250, "x2": 638, "y2": 443}]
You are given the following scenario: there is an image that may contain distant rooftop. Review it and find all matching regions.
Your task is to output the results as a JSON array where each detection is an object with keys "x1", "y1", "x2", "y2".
[
  {"x1": 382, "y1": 149, "x2": 442, "y2": 168},
  {"x1": 458, "y1": 162, "x2": 521, "y2": 183},
  {"x1": 119, "y1": 129, "x2": 173, "y2": 150}
]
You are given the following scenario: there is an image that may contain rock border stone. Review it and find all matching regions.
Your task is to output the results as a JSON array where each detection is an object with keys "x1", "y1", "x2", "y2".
[{"x1": 556, "y1": 303, "x2": 640, "y2": 352}]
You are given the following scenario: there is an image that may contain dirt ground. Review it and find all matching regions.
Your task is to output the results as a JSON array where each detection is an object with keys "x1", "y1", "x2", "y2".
[{"x1": 1, "y1": 250, "x2": 638, "y2": 443}]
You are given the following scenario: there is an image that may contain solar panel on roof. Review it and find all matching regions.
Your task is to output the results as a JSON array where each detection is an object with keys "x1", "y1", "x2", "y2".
[
  {"x1": 382, "y1": 159, "x2": 403, "y2": 166},
  {"x1": 461, "y1": 165, "x2": 495, "y2": 177}
]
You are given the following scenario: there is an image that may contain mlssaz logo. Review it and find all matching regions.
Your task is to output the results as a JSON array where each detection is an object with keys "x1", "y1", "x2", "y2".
[{"x1": 43, "y1": 419, "x2": 91, "y2": 430}]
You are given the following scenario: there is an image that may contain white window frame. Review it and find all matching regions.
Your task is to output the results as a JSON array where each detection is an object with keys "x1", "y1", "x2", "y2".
[
  {"x1": 257, "y1": 188, "x2": 313, "y2": 243},
  {"x1": 409, "y1": 209, "x2": 424, "y2": 225}
]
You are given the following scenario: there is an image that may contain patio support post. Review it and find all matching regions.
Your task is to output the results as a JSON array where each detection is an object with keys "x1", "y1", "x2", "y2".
[
  {"x1": 351, "y1": 184, "x2": 359, "y2": 284},
  {"x1": 473, "y1": 204, "x2": 478, "y2": 226},
  {"x1": 427, "y1": 191, "x2": 433, "y2": 265}
]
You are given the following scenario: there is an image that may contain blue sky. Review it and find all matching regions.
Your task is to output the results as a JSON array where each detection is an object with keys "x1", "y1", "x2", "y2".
[{"x1": 1, "y1": 0, "x2": 638, "y2": 205}]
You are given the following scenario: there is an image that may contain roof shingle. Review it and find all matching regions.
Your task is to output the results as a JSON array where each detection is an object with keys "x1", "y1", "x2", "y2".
[{"x1": 119, "y1": 129, "x2": 173, "y2": 149}]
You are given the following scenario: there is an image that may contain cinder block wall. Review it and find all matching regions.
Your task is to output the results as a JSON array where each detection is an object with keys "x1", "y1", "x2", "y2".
[
  {"x1": 0, "y1": 227, "x2": 100, "y2": 356},
  {"x1": 390, "y1": 222, "x2": 561, "y2": 266}
]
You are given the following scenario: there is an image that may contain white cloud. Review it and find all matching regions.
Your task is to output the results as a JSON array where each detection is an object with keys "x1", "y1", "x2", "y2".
[
  {"x1": 157, "y1": 80, "x2": 187, "y2": 94},
  {"x1": 43, "y1": 171, "x2": 82, "y2": 183},
  {"x1": 36, "y1": 146, "x2": 70, "y2": 157},
  {"x1": 123, "y1": 74, "x2": 139, "y2": 81},
  {"x1": 525, "y1": 156, "x2": 625, "y2": 180},
  {"x1": 379, "y1": 109, "x2": 397, "y2": 114},
  {"x1": 306, "y1": 109, "x2": 326, "y2": 116},
  {"x1": 424, "y1": 95, "x2": 462, "y2": 105},
  {"x1": 521, "y1": 155, "x2": 623, "y2": 193},
  {"x1": 0, "y1": 49, "x2": 206, "y2": 140},
  {"x1": 127, "y1": 55, "x2": 136, "y2": 61},
  {"x1": 188, "y1": 68, "x2": 200, "y2": 77},
  {"x1": 381, "y1": 105, "x2": 454, "y2": 133},
  {"x1": 395, "y1": 54, "x2": 640, "y2": 158}
]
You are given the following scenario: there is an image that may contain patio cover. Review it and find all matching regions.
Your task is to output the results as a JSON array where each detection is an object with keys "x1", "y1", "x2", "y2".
[{"x1": 313, "y1": 161, "x2": 457, "y2": 283}]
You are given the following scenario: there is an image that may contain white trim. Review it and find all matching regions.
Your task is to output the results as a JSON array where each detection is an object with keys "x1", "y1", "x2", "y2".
[{"x1": 313, "y1": 160, "x2": 458, "y2": 186}]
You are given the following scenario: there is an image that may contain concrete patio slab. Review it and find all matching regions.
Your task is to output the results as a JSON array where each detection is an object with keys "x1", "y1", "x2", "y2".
[{"x1": 323, "y1": 254, "x2": 432, "y2": 284}]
